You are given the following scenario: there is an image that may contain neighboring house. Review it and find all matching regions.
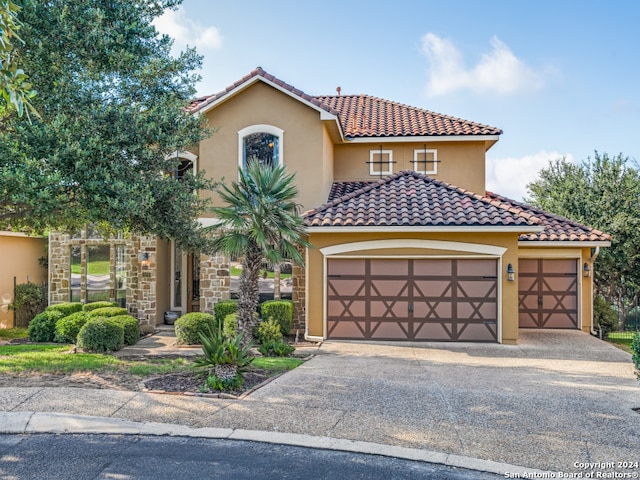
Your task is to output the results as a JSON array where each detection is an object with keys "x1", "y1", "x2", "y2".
[
  {"x1": 1, "y1": 231, "x2": 47, "y2": 329},
  {"x1": 48, "y1": 67, "x2": 610, "y2": 343}
]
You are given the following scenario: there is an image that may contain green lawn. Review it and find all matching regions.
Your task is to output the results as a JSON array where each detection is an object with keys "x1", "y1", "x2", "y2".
[
  {"x1": 71, "y1": 260, "x2": 111, "y2": 275},
  {"x1": 0, "y1": 328, "x2": 29, "y2": 341},
  {"x1": 252, "y1": 356, "x2": 303, "y2": 371},
  {"x1": 0, "y1": 344, "x2": 193, "y2": 375},
  {"x1": 607, "y1": 331, "x2": 638, "y2": 345}
]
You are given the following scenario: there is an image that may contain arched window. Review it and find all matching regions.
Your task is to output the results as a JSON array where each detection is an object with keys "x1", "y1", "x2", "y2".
[
  {"x1": 238, "y1": 124, "x2": 284, "y2": 170},
  {"x1": 169, "y1": 151, "x2": 198, "y2": 180}
]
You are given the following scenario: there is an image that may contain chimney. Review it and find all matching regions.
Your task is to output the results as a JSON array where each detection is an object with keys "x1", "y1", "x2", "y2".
[{"x1": 336, "y1": 86, "x2": 341, "y2": 96}]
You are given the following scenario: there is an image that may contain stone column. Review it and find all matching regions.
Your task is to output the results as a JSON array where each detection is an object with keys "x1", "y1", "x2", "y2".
[
  {"x1": 292, "y1": 257, "x2": 306, "y2": 333},
  {"x1": 48, "y1": 232, "x2": 71, "y2": 304},
  {"x1": 199, "y1": 252, "x2": 230, "y2": 314}
]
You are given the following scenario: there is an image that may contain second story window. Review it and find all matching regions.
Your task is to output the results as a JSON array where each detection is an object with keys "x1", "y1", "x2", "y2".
[
  {"x1": 413, "y1": 148, "x2": 438, "y2": 174},
  {"x1": 238, "y1": 124, "x2": 284, "y2": 170}
]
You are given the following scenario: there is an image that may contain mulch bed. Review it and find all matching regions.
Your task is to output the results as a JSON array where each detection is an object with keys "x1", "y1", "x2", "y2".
[{"x1": 142, "y1": 368, "x2": 275, "y2": 396}]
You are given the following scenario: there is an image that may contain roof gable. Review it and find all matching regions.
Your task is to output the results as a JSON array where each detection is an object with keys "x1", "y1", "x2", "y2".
[{"x1": 304, "y1": 171, "x2": 539, "y2": 229}]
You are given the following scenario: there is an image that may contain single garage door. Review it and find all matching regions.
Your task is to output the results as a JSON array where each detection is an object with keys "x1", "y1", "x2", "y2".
[
  {"x1": 518, "y1": 259, "x2": 578, "y2": 328},
  {"x1": 326, "y1": 258, "x2": 498, "y2": 342}
]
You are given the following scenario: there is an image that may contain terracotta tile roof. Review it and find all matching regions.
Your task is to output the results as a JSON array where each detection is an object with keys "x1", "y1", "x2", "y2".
[
  {"x1": 315, "y1": 94, "x2": 502, "y2": 138},
  {"x1": 485, "y1": 192, "x2": 611, "y2": 243},
  {"x1": 304, "y1": 171, "x2": 539, "y2": 228},
  {"x1": 190, "y1": 68, "x2": 502, "y2": 138}
]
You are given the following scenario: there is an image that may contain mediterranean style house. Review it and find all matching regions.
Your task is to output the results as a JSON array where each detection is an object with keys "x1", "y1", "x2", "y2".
[{"x1": 48, "y1": 67, "x2": 610, "y2": 344}]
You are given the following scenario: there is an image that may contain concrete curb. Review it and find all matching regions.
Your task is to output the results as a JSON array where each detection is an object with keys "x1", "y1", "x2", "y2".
[{"x1": 0, "y1": 411, "x2": 552, "y2": 477}]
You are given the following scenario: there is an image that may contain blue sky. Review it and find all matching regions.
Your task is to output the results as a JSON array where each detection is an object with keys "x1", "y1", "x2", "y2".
[{"x1": 154, "y1": 0, "x2": 640, "y2": 201}]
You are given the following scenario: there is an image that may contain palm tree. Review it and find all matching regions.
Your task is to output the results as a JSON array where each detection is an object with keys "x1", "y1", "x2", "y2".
[{"x1": 207, "y1": 161, "x2": 310, "y2": 339}]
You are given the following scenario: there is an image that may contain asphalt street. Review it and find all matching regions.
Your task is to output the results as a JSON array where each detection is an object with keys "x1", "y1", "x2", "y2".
[{"x1": 0, "y1": 434, "x2": 500, "y2": 480}]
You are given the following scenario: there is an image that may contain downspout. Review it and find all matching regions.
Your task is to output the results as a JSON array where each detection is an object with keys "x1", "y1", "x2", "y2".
[{"x1": 589, "y1": 247, "x2": 600, "y2": 336}]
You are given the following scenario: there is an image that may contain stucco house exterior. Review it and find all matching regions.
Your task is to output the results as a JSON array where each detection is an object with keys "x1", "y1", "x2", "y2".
[
  {"x1": 48, "y1": 67, "x2": 610, "y2": 344},
  {"x1": 1, "y1": 231, "x2": 47, "y2": 329}
]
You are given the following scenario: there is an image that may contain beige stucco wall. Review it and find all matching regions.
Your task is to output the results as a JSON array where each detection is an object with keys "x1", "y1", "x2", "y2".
[
  {"x1": 198, "y1": 81, "x2": 331, "y2": 213},
  {"x1": 333, "y1": 141, "x2": 487, "y2": 194},
  {"x1": 305, "y1": 231, "x2": 520, "y2": 344},
  {"x1": 0, "y1": 233, "x2": 47, "y2": 329},
  {"x1": 518, "y1": 245, "x2": 595, "y2": 333}
]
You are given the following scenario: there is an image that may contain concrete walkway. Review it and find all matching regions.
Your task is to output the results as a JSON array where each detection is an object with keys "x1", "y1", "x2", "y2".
[{"x1": 1, "y1": 329, "x2": 639, "y2": 477}]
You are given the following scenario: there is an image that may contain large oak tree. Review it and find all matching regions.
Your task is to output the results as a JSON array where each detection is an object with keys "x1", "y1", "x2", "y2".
[
  {"x1": 526, "y1": 152, "x2": 640, "y2": 326},
  {"x1": 0, "y1": 0, "x2": 213, "y2": 250}
]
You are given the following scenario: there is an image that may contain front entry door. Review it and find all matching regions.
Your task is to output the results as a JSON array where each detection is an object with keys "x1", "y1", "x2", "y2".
[{"x1": 171, "y1": 243, "x2": 200, "y2": 314}]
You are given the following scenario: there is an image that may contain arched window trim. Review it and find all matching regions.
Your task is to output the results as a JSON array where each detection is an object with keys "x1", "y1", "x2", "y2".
[
  {"x1": 237, "y1": 124, "x2": 284, "y2": 170},
  {"x1": 165, "y1": 151, "x2": 198, "y2": 180}
]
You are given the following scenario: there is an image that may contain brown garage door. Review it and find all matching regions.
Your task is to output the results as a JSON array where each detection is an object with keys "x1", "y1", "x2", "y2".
[
  {"x1": 518, "y1": 259, "x2": 578, "y2": 329},
  {"x1": 326, "y1": 258, "x2": 498, "y2": 342}
]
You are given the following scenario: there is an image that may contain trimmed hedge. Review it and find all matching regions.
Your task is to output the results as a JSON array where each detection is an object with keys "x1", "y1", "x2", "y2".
[
  {"x1": 28, "y1": 310, "x2": 65, "y2": 342},
  {"x1": 632, "y1": 333, "x2": 640, "y2": 378},
  {"x1": 87, "y1": 307, "x2": 128, "y2": 318},
  {"x1": 214, "y1": 300, "x2": 237, "y2": 325},
  {"x1": 46, "y1": 302, "x2": 83, "y2": 317},
  {"x1": 260, "y1": 300, "x2": 294, "y2": 335},
  {"x1": 223, "y1": 313, "x2": 238, "y2": 340},
  {"x1": 77, "y1": 317, "x2": 124, "y2": 352},
  {"x1": 54, "y1": 311, "x2": 88, "y2": 344},
  {"x1": 83, "y1": 301, "x2": 117, "y2": 312},
  {"x1": 110, "y1": 315, "x2": 140, "y2": 346},
  {"x1": 175, "y1": 312, "x2": 217, "y2": 345}
]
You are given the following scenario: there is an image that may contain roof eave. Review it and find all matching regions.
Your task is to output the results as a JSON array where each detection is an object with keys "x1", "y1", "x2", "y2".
[
  {"x1": 343, "y1": 134, "x2": 501, "y2": 144},
  {"x1": 518, "y1": 240, "x2": 611, "y2": 247},
  {"x1": 305, "y1": 225, "x2": 544, "y2": 234}
]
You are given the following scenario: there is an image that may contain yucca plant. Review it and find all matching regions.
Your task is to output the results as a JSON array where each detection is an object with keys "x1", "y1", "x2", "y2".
[{"x1": 194, "y1": 323, "x2": 254, "y2": 383}]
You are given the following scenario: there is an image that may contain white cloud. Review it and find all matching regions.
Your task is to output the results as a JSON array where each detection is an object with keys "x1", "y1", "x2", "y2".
[
  {"x1": 421, "y1": 33, "x2": 544, "y2": 97},
  {"x1": 153, "y1": 7, "x2": 222, "y2": 51},
  {"x1": 486, "y1": 151, "x2": 575, "y2": 201}
]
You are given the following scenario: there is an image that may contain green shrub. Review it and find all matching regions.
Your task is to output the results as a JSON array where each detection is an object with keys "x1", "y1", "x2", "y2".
[
  {"x1": 594, "y1": 295, "x2": 619, "y2": 335},
  {"x1": 195, "y1": 323, "x2": 254, "y2": 381},
  {"x1": 175, "y1": 312, "x2": 216, "y2": 345},
  {"x1": 83, "y1": 301, "x2": 117, "y2": 312},
  {"x1": 202, "y1": 373, "x2": 244, "y2": 392},
  {"x1": 632, "y1": 333, "x2": 640, "y2": 379},
  {"x1": 223, "y1": 313, "x2": 238, "y2": 340},
  {"x1": 28, "y1": 310, "x2": 65, "y2": 342},
  {"x1": 214, "y1": 300, "x2": 238, "y2": 325},
  {"x1": 77, "y1": 317, "x2": 124, "y2": 352},
  {"x1": 86, "y1": 307, "x2": 128, "y2": 318},
  {"x1": 46, "y1": 302, "x2": 83, "y2": 317},
  {"x1": 54, "y1": 311, "x2": 88, "y2": 344},
  {"x1": 12, "y1": 282, "x2": 47, "y2": 327},
  {"x1": 258, "y1": 340, "x2": 295, "y2": 357},
  {"x1": 260, "y1": 300, "x2": 294, "y2": 335},
  {"x1": 257, "y1": 317, "x2": 283, "y2": 344},
  {"x1": 110, "y1": 315, "x2": 140, "y2": 346}
]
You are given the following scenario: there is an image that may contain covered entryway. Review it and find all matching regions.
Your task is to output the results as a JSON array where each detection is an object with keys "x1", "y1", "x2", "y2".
[
  {"x1": 326, "y1": 258, "x2": 499, "y2": 342},
  {"x1": 518, "y1": 259, "x2": 578, "y2": 328}
]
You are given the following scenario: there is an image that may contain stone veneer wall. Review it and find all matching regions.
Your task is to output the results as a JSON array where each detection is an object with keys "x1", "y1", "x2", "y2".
[
  {"x1": 199, "y1": 253, "x2": 230, "y2": 314},
  {"x1": 292, "y1": 259, "x2": 306, "y2": 334},
  {"x1": 126, "y1": 236, "x2": 157, "y2": 330},
  {"x1": 48, "y1": 232, "x2": 71, "y2": 304}
]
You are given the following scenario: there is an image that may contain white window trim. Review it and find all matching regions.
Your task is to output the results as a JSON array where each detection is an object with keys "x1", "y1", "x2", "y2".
[
  {"x1": 369, "y1": 149, "x2": 393, "y2": 176},
  {"x1": 166, "y1": 151, "x2": 198, "y2": 175},
  {"x1": 413, "y1": 148, "x2": 437, "y2": 174},
  {"x1": 238, "y1": 124, "x2": 284, "y2": 169}
]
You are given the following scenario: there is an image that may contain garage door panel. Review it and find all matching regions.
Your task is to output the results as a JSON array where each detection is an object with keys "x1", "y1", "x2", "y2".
[
  {"x1": 327, "y1": 258, "x2": 498, "y2": 342},
  {"x1": 370, "y1": 280, "x2": 409, "y2": 298},
  {"x1": 328, "y1": 259, "x2": 365, "y2": 275},
  {"x1": 518, "y1": 259, "x2": 578, "y2": 329},
  {"x1": 413, "y1": 259, "x2": 451, "y2": 276},
  {"x1": 327, "y1": 300, "x2": 366, "y2": 317},
  {"x1": 327, "y1": 279, "x2": 366, "y2": 297}
]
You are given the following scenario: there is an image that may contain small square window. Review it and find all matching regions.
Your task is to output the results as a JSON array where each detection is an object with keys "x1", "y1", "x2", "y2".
[
  {"x1": 413, "y1": 149, "x2": 437, "y2": 174},
  {"x1": 369, "y1": 150, "x2": 393, "y2": 176}
]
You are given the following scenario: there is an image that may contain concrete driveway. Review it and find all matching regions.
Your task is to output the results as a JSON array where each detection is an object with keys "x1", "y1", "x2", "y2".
[{"x1": 249, "y1": 330, "x2": 640, "y2": 473}]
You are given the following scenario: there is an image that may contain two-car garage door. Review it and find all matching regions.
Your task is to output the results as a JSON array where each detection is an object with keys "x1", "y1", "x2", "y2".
[{"x1": 326, "y1": 258, "x2": 499, "y2": 342}]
